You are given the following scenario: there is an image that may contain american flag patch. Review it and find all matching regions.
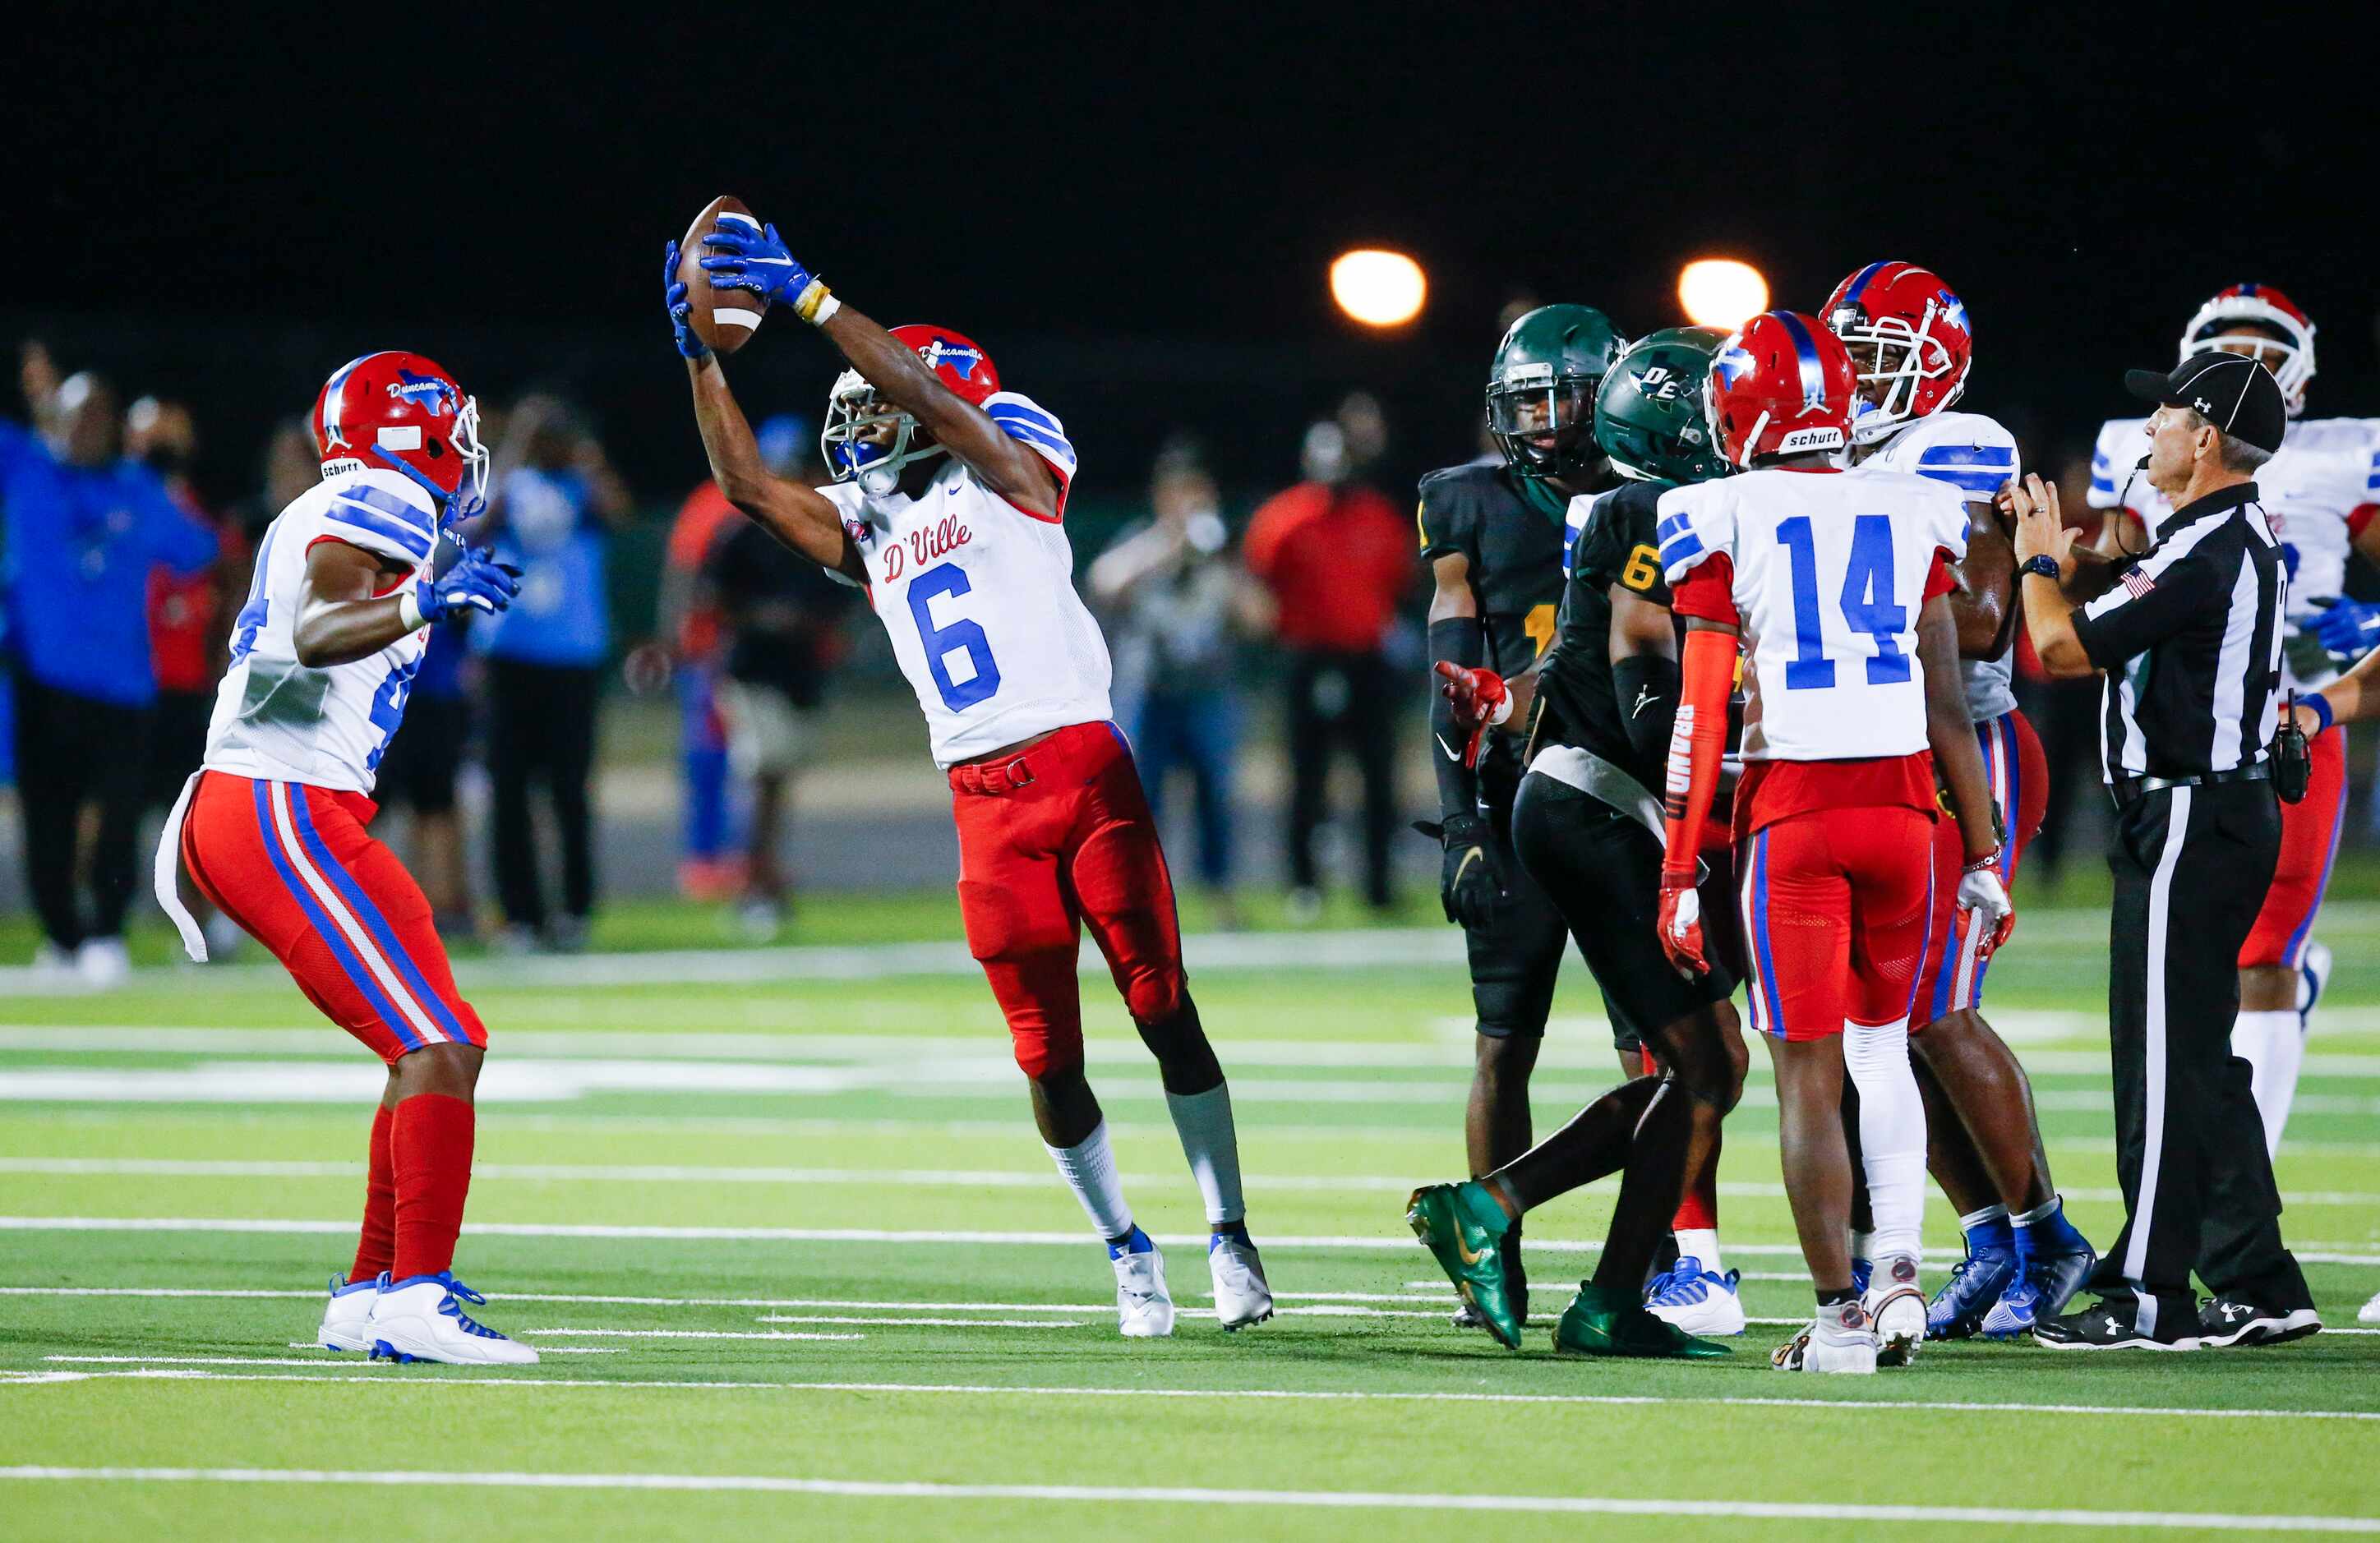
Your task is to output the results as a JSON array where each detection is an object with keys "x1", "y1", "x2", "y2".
[{"x1": 2122, "y1": 569, "x2": 2158, "y2": 600}]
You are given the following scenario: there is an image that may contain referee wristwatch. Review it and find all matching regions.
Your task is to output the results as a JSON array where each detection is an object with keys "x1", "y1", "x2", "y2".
[{"x1": 2020, "y1": 554, "x2": 2063, "y2": 583}]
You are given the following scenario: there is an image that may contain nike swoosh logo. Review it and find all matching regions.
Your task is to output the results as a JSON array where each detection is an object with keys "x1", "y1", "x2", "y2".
[
  {"x1": 1436, "y1": 734, "x2": 1463, "y2": 762},
  {"x1": 1455, "y1": 1234, "x2": 1487, "y2": 1266},
  {"x1": 1452, "y1": 848, "x2": 1483, "y2": 885}
]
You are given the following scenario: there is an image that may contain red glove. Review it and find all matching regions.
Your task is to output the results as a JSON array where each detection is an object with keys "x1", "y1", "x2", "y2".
[
  {"x1": 1657, "y1": 873, "x2": 1708, "y2": 977},
  {"x1": 1433, "y1": 661, "x2": 1510, "y2": 768}
]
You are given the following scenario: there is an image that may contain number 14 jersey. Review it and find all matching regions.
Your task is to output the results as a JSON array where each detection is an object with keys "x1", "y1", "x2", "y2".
[
  {"x1": 1658, "y1": 466, "x2": 1968, "y2": 762},
  {"x1": 819, "y1": 392, "x2": 1113, "y2": 768}
]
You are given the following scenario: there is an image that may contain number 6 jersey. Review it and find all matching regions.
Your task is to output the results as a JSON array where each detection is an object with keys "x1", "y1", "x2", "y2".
[
  {"x1": 819, "y1": 392, "x2": 1114, "y2": 767},
  {"x1": 1658, "y1": 466, "x2": 1968, "y2": 762},
  {"x1": 201, "y1": 467, "x2": 439, "y2": 794}
]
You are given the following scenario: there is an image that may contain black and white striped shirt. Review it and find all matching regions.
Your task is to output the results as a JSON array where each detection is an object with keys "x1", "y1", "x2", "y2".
[{"x1": 2071, "y1": 482, "x2": 2285, "y2": 781}]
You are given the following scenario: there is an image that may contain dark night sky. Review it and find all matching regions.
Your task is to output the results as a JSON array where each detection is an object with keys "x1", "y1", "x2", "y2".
[{"x1": 11, "y1": 4, "x2": 2378, "y2": 505}]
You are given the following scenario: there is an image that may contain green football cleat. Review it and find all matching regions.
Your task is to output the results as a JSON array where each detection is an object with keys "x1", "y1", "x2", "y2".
[
  {"x1": 1554, "y1": 1283, "x2": 1733, "y2": 1358},
  {"x1": 1405, "y1": 1183, "x2": 1520, "y2": 1349}
]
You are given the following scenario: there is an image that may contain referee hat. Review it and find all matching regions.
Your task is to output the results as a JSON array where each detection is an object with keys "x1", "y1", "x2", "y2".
[{"x1": 2124, "y1": 352, "x2": 2285, "y2": 454}]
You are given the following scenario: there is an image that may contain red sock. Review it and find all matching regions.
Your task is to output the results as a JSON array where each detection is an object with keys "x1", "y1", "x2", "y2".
[
  {"x1": 1673, "y1": 1125, "x2": 1720, "y2": 1232},
  {"x1": 390, "y1": 1093, "x2": 476, "y2": 1281},
  {"x1": 348, "y1": 1104, "x2": 396, "y2": 1281}
]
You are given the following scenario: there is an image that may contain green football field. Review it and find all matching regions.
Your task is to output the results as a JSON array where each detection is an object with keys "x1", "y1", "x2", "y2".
[{"x1": 2, "y1": 895, "x2": 2378, "y2": 1539}]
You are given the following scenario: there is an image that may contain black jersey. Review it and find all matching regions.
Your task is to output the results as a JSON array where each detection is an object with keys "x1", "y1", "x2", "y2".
[
  {"x1": 1532, "y1": 478, "x2": 1673, "y2": 784},
  {"x1": 1417, "y1": 463, "x2": 1573, "y2": 680}
]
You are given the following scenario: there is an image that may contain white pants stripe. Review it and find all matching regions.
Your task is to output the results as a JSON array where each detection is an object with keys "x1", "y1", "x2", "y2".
[
  {"x1": 2121, "y1": 785, "x2": 2190, "y2": 1337},
  {"x1": 265, "y1": 782, "x2": 448, "y2": 1047}
]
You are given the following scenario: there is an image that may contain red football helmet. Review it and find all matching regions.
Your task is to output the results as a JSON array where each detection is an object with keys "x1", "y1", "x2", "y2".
[
  {"x1": 1822, "y1": 261, "x2": 1973, "y2": 444},
  {"x1": 2182, "y1": 283, "x2": 2315, "y2": 418},
  {"x1": 1704, "y1": 311, "x2": 1857, "y2": 468},
  {"x1": 822, "y1": 325, "x2": 1000, "y2": 494},
  {"x1": 311, "y1": 351, "x2": 487, "y2": 509}
]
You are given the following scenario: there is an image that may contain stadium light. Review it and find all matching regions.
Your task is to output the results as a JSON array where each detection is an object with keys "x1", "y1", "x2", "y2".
[
  {"x1": 1331, "y1": 249, "x2": 1428, "y2": 328},
  {"x1": 1677, "y1": 259, "x2": 1769, "y2": 330}
]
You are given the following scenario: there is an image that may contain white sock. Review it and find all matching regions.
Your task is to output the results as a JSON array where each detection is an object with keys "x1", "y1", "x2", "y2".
[
  {"x1": 1045, "y1": 1119, "x2": 1134, "y2": 1241},
  {"x1": 1164, "y1": 1083, "x2": 1245, "y2": 1226},
  {"x1": 1843, "y1": 1016, "x2": 1926, "y2": 1264},
  {"x1": 2232, "y1": 1008, "x2": 2303, "y2": 1158},
  {"x1": 1676, "y1": 1228, "x2": 1723, "y2": 1275}
]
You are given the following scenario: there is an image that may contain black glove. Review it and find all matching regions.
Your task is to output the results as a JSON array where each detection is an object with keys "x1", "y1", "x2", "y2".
[{"x1": 1424, "y1": 812, "x2": 1506, "y2": 930}]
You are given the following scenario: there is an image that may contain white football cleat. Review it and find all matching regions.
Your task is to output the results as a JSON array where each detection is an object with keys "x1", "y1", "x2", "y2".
[
  {"x1": 1644, "y1": 1256, "x2": 1747, "y2": 1338},
  {"x1": 1112, "y1": 1238, "x2": 1174, "y2": 1338},
  {"x1": 2358, "y1": 1290, "x2": 2380, "y2": 1326},
  {"x1": 317, "y1": 1272, "x2": 383, "y2": 1352},
  {"x1": 1773, "y1": 1301, "x2": 1879, "y2": 1374},
  {"x1": 1865, "y1": 1254, "x2": 1927, "y2": 1366},
  {"x1": 367, "y1": 1273, "x2": 538, "y2": 1366},
  {"x1": 1207, "y1": 1230, "x2": 1273, "y2": 1330}
]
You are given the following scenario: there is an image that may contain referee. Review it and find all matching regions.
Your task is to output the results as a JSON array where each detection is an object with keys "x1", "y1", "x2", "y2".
[{"x1": 2006, "y1": 352, "x2": 2318, "y2": 1350}]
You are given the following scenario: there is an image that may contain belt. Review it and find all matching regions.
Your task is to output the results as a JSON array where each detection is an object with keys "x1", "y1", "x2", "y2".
[
  {"x1": 948, "y1": 754, "x2": 1039, "y2": 796},
  {"x1": 945, "y1": 722, "x2": 1120, "y2": 797},
  {"x1": 2110, "y1": 762, "x2": 2267, "y2": 808}
]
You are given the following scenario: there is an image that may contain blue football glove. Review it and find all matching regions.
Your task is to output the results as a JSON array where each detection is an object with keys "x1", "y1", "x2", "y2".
[
  {"x1": 410, "y1": 547, "x2": 522, "y2": 627},
  {"x1": 663, "y1": 242, "x2": 708, "y2": 361},
  {"x1": 699, "y1": 221, "x2": 836, "y2": 322},
  {"x1": 2306, "y1": 596, "x2": 2380, "y2": 670}
]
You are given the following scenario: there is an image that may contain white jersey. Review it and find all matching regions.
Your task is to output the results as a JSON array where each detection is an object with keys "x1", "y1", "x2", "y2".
[
  {"x1": 1658, "y1": 466, "x2": 1969, "y2": 761},
  {"x1": 821, "y1": 392, "x2": 1113, "y2": 767},
  {"x1": 2091, "y1": 414, "x2": 2379, "y2": 687},
  {"x1": 202, "y1": 468, "x2": 438, "y2": 793},
  {"x1": 1863, "y1": 409, "x2": 2021, "y2": 722}
]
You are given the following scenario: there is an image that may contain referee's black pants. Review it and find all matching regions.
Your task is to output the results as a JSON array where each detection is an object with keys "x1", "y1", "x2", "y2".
[{"x1": 2090, "y1": 781, "x2": 2311, "y2": 1334}]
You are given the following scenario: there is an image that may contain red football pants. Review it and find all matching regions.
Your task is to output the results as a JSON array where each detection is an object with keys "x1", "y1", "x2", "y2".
[
  {"x1": 1737, "y1": 804, "x2": 1935, "y2": 1043},
  {"x1": 948, "y1": 722, "x2": 1187, "y2": 1078},
  {"x1": 2240, "y1": 725, "x2": 2345, "y2": 970},
  {"x1": 1912, "y1": 707, "x2": 2050, "y2": 1025},
  {"x1": 182, "y1": 772, "x2": 485, "y2": 1063}
]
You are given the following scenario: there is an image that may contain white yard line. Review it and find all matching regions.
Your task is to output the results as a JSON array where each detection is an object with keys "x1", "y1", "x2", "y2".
[
  {"x1": 1, "y1": 1464, "x2": 2376, "y2": 1529},
  {"x1": 11, "y1": 1370, "x2": 2380, "y2": 1425},
  {"x1": 11, "y1": 1158, "x2": 2379, "y2": 1209},
  {"x1": 7, "y1": 1217, "x2": 2377, "y2": 1264}
]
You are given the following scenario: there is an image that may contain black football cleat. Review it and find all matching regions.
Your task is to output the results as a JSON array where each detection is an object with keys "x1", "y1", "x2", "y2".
[
  {"x1": 2034, "y1": 1300, "x2": 2198, "y2": 1352},
  {"x1": 2197, "y1": 1296, "x2": 2322, "y2": 1347}
]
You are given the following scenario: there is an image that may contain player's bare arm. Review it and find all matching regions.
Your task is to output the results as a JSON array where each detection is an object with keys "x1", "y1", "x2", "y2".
[
  {"x1": 293, "y1": 539, "x2": 519, "y2": 670},
  {"x1": 1947, "y1": 500, "x2": 2016, "y2": 658},
  {"x1": 1919, "y1": 594, "x2": 1999, "y2": 864},
  {"x1": 2007, "y1": 472, "x2": 2092, "y2": 677}
]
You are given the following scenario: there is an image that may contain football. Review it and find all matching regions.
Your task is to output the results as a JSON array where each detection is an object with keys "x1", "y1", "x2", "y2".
[{"x1": 676, "y1": 195, "x2": 768, "y2": 356}]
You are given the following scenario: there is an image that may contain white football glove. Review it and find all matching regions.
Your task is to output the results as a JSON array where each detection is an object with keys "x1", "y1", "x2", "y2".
[{"x1": 1956, "y1": 852, "x2": 2015, "y2": 960}]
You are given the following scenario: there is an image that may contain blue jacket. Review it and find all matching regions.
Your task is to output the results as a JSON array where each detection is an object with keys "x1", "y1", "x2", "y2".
[
  {"x1": 1, "y1": 420, "x2": 219, "y2": 706},
  {"x1": 474, "y1": 465, "x2": 609, "y2": 668}
]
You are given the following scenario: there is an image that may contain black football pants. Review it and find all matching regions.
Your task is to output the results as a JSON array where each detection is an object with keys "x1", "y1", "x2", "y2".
[
  {"x1": 2089, "y1": 780, "x2": 2311, "y2": 1334},
  {"x1": 9, "y1": 668, "x2": 155, "y2": 949}
]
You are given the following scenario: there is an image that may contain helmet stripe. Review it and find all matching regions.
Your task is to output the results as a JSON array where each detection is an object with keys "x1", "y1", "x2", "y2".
[
  {"x1": 1773, "y1": 311, "x2": 1829, "y2": 410},
  {"x1": 1843, "y1": 261, "x2": 1890, "y2": 305},
  {"x1": 318, "y1": 353, "x2": 374, "y2": 444}
]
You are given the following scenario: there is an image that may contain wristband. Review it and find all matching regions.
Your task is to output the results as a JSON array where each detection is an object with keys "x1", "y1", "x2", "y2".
[
  {"x1": 1488, "y1": 691, "x2": 1513, "y2": 726},
  {"x1": 2019, "y1": 554, "x2": 2062, "y2": 582},
  {"x1": 398, "y1": 587, "x2": 427, "y2": 630},
  {"x1": 2308, "y1": 692, "x2": 2336, "y2": 734},
  {"x1": 1963, "y1": 845, "x2": 2004, "y2": 873},
  {"x1": 794, "y1": 279, "x2": 840, "y2": 325}
]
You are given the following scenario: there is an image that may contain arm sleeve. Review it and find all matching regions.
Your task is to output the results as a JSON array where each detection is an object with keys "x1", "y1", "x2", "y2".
[
  {"x1": 1669, "y1": 553, "x2": 1740, "y2": 625},
  {"x1": 1925, "y1": 552, "x2": 1956, "y2": 600},
  {"x1": 1612, "y1": 647, "x2": 1681, "y2": 772},
  {"x1": 2071, "y1": 552, "x2": 2221, "y2": 670},
  {"x1": 1428, "y1": 615, "x2": 1484, "y2": 818},
  {"x1": 1659, "y1": 624, "x2": 1738, "y2": 880}
]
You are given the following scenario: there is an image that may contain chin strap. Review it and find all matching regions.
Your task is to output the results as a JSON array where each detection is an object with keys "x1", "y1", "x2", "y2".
[{"x1": 1659, "y1": 627, "x2": 1738, "y2": 881}]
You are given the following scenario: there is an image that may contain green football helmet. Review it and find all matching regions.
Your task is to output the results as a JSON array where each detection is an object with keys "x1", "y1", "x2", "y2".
[
  {"x1": 1594, "y1": 326, "x2": 1732, "y2": 485},
  {"x1": 1485, "y1": 304, "x2": 1625, "y2": 482}
]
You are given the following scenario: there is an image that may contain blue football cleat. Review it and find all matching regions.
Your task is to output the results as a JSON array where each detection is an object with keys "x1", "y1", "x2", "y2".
[
  {"x1": 1980, "y1": 1275, "x2": 2042, "y2": 1339},
  {"x1": 1850, "y1": 1257, "x2": 1873, "y2": 1297},
  {"x1": 1644, "y1": 1255, "x2": 1746, "y2": 1337},
  {"x1": 2027, "y1": 1240, "x2": 2099, "y2": 1316},
  {"x1": 1926, "y1": 1248, "x2": 2020, "y2": 1340}
]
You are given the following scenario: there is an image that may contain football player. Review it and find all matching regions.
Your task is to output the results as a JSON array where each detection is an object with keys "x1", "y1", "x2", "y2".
[
  {"x1": 2089, "y1": 284, "x2": 2378, "y2": 1156},
  {"x1": 1414, "y1": 304, "x2": 1624, "y2": 1330},
  {"x1": 1408, "y1": 327, "x2": 1750, "y2": 1357},
  {"x1": 1825, "y1": 262, "x2": 2097, "y2": 1343},
  {"x1": 1658, "y1": 313, "x2": 2013, "y2": 1373},
  {"x1": 153, "y1": 352, "x2": 535, "y2": 1366},
  {"x1": 670, "y1": 221, "x2": 1270, "y2": 1337}
]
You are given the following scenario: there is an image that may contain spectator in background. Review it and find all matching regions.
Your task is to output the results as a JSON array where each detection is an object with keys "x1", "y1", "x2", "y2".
[
  {"x1": 1243, "y1": 396, "x2": 1416, "y2": 916},
  {"x1": 1091, "y1": 440, "x2": 1248, "y2": 925},
  {"x1": 475, "y1": 394, "x2": 631, "y2": 952},
  {"x1": 703, "y1": 426, "x2": 855, "y2": 939},
  {"x1": 2, "y1": 352, "x2": 218, "y2": 983},
  {"x1": 128, "y1": 394, "x2": 249, "y2": 958}
]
